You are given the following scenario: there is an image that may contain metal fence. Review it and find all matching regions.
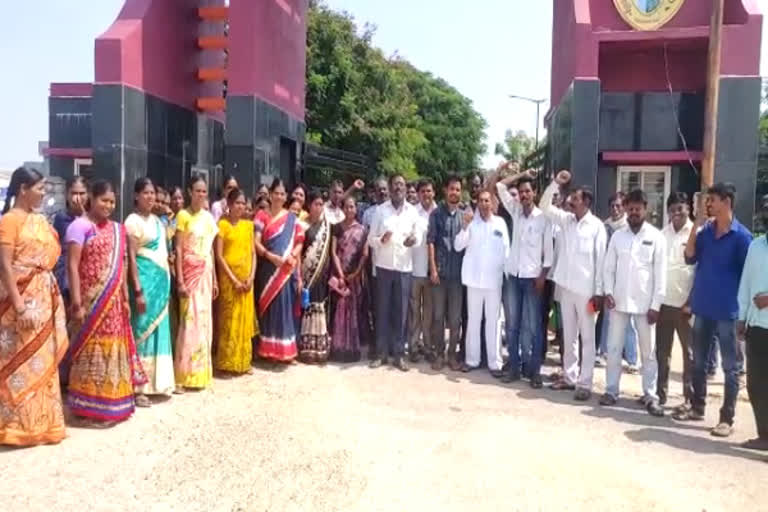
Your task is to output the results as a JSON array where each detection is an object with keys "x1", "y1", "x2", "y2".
[{"x1": 301, "y1": 143, "x2": 374, "y2": 189}]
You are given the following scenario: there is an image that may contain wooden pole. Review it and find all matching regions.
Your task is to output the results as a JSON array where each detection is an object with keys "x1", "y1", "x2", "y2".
[{"x1": 701, "y1": 0, "x2": 725, "y2": 188}]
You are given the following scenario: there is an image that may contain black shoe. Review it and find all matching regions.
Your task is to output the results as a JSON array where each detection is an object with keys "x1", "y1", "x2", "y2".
[
  {"x1": 501, "y1": 372, "x2": 521, "y2": 384},
  {"x1": 740, "y1": 438, "x2": 768, "y2": 451},
  {"x1": 646, "y1": 400, "x2": 665, "y2": 417},
  {"x1": 574, "y1": 388, "x2": 592, "y2": 401},
  {"x1": 489, "y1": 369, "x2": 504, "y2": 379},
  {"x1": 599, "y1": 393, "x2": 617, "y2": 406},
  {"x1": 368, "y1": 358, "x2": 384, "y2": 369},
  {"x1": 530, "y1": 375, "x2": 543, "y2": 389},
  {"x1": 393, "y1": 357, "x2": 409, "y2": 372},
  {"x1": 659, "y1": 395, "x2": 667, "y2": 406},
  {"x1": 409, "y1": 352, "x2": 422, "y2": 364}
]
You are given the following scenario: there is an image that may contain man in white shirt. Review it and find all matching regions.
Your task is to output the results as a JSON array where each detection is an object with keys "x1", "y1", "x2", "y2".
[
  {"x1": 454, "y1": 190, "x2": 510, "y2": 376},
  {"x1": 324, "y1": 180, "x2": 346, "y2": 225},
  {"x1": 495, "y1": 170, "x2": 553, "y2": 388},
  {"x1": 656, "y1": 192, "x2": 695, "y2": 409},
  {"x1": 360, "y1": 177, "x2": 389, "y2": 358},
  {"x1": 540, "y1": 170, "x2": 606, "y2": 401},
  {"x1": 407, "y1": 179, "x2": 437, "y2": 363},
  {"x1": 367, "y1": 174, "x2": 421, "y2": 372},
  {"x1": 362, "y1": 178, "x2": 389, "y2": 229},
  {"x1": 601, "y1": 189, "x2": 667, "y2": 416}
]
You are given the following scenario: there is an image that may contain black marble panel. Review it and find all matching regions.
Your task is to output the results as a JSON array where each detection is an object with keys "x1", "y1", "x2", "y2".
[
  {"x1": 598, "y1": 94, "x2": 634, "y2": 152},
  {"x1": 91, "y1": 85, "x2": 123, "y2": 149},
  {"x1": 88, "y1": 84, "x2": 223, "y2": 219},
  {"x1": 49, "y1": 97, "x2": 92, "y2": 149},
  {"x1": 49, "y1": 156, "x2": 76, "y2": 180},
  {"x1": 570, "y1": 80, "x2": 601, "y2": 191},
  {"x1": 715, "y1": 77, "x2": 761, "y2": 228},
  {"x1": 225, "y1": 95, "x2": 305, "y2": 198},
  {"x1": 599, "y1": 92, "x2": 704, "y2": 152},
  {"x1": 123, "y1": 86, "x2": 147, "y2": 151},
  {"x1": 595, "y1": 164, "x2": 617, "y2": 219}
]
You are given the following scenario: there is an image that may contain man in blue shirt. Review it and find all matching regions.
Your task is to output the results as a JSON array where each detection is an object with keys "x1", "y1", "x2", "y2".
[
  {"x1": 427, "y1": 175, "x2": 466, "y2": 371},
  {"x1": 675, "y1": 183, "x2": 751, "y2": 438},
  {"x1": 736, "y1": 194, "x2": 768, "y2": 451}
]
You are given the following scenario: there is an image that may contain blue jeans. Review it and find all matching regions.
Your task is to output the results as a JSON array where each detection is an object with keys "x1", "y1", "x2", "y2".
[
  {"x1": 707, "y1": 333, "x2": 745, "y2": 375},
  {"x1": 599, "y1": 308, "x2": 638, "y2": 365},
  {"x1": 692, "y1": 317, "x2": 740, "y2": 424},
  {"x1": 503, "y1": 276, "x2": 542, "y2": 377}
]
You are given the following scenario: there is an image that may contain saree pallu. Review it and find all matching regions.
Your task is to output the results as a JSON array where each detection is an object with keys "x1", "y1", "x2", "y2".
[
  {"x1": 67, "y1": 221, "x2": 145, "y2": 422},
  {"x1": 128, "y1": 215, "x2": 174, "y2": 396},
  {"x1": 255, "y1": 210, "x2": 304, "y2": 361},
  {"x1": 174, "y1": 243, "x2": 215, "y2": 388},
  {"x1": 330, "y1": 222, "x2": 369, "y2": 362},
  {"x1": 215, "y1": 219, "x2": 255, "y2": 373},
  {"x1": 298, "y1": 218, "x2": 331, "y2": 363},
  {"x1": 0, "y1": 212, "x2": 69, "y2": 446}
]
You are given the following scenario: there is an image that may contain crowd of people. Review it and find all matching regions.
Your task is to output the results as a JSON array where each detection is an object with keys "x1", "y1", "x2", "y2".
[{"x1": 0, "y1": 162, "x2": 766, "y2": 454}]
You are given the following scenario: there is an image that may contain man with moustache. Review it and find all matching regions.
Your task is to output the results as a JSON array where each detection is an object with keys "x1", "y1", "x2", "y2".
[
  {"x1": 601, "y1": 189, "x2": 666, "y2": 416},
  {"x1": 367, "y1": 174, "x2": 420, "y2": 371},
  {"x1": 676, "y1": 183, "x2": 751, "y2": 438},
  {"x1": 428, "y1": 175, "x2": 466, "y2": 370},
  {"x1": 496, "y1": 169, "x2": 553, "y2": 388},
  {"x1": 541, "y1": 170, "x2": 606, "y2": 401},
  {"x1": 454, "y1": 190, "x2": 509, "y2": 376},
  {"x1": 408, "y1": 179, "x2": 437, "y2": 362},
  {"x1": 656, "y1": 192, "x2": 696, "y2": 409}
]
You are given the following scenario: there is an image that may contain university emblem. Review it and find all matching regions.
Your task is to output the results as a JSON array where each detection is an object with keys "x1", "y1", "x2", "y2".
[{"x1": 612, "y1": 0, "x2": 686, "y2": 31}]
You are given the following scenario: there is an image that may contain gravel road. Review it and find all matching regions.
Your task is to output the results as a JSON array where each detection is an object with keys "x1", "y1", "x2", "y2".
[{"x1": 2, "y1": 354, "x2": 766, "y2": 512}]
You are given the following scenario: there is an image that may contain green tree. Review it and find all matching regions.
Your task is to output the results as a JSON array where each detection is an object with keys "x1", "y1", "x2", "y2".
[
  {"x1": 305, "y1": 1, "x2": 486, "y2": 184},
  {"x1": 494, "y1": 129, "x2": 536, "y2": 164},
  {"x1": 394, "y1": 60, "x2": 487, "y2": 183}
]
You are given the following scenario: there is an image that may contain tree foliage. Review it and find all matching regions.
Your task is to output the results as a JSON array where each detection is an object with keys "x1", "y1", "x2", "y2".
[
  {"x1": 494, "y1": 129, "x2": 537, "y2": 164},
  {"x1": 305, "y1": 1, "x2": 486, "y2": 184}
]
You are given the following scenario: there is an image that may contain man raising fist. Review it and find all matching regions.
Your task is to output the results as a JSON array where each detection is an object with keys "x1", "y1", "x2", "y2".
[{"x1": 540, "y1": 170, "x2": 606, "y2": 401}]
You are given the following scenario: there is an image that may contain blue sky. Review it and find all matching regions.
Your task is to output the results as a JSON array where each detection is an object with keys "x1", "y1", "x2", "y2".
[{"x1": 0, "y1": 0, "x2": 766, "y2": 170}]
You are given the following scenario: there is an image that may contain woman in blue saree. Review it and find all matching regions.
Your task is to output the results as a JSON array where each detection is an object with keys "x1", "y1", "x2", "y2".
[
  {"x1": 126, "y1": 178, "x2": 174, "y2": 406},
  {"x1": 253, "y1": 178, "x2": 305, "y2": 362}
]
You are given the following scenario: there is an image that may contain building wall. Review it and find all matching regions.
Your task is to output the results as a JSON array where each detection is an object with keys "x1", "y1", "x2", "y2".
[
  {"x1": 94, "y1": 0, "x2": 225, "y2": 115},
  {"x1": 548, "y1": 0, "x2": 763, "y2": 226},
  {"x1": 225, "y1": 0, "x2": 308, "y2": 197},
  {"x1": 227, "y1": 0, "x2": 307, "y2": 121}
]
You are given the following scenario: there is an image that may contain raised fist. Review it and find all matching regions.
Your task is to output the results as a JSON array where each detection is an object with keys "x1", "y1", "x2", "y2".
[
  {"x1": 462, "y1": 208, "x2": 474, "y2": 227},
  {"x1": 353, "y1": 179, "x2": 365, "y2": 190},
  {"x1": 555, "y1": 170, "x2": 571, "y2": 185}
]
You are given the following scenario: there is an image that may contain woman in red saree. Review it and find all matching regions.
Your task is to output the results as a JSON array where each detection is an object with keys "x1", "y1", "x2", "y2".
[
  {"x1": 0, "y1": 167, "x2": 69, "y2": 446},
  {"x1": 254, "y1": 179, "x2": 304, "y2": 362},
  {"x1": 66, "y1": 180, "x2": 146, "y2": 424}
]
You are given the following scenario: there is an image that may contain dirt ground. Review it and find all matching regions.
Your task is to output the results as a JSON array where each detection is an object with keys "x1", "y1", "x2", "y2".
[{"x1": 2, "y1": 347, "x2": 766, "y2": 512}]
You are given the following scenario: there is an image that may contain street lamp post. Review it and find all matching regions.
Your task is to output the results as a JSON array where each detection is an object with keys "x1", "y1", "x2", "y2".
[{"x1": 508, "y1": 94, "x2": 548, "y2": 148}]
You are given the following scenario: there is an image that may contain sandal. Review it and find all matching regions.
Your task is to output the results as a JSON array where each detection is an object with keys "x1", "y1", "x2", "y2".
[
  {"x1": 135, "y1": 394, "x2": 152, "y2": 408},
  {"x1": 672, "y1": 408, "x2": 704, "y2": 421},
  {"x1": 173, "y1": 386, "x2": 186, "y2": 395},
  {"x1": 549, "y1": 379, "x2": 576, "y2": 391}
]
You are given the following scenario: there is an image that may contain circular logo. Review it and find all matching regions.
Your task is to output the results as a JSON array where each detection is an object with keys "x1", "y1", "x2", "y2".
[{"x1": 613, "y1": 0, "x2": 686, "y2": 31}]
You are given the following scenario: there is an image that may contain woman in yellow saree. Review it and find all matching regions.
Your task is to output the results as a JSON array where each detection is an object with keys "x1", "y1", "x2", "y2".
[
  {"x1": 0, "y1": 167, "x2": 69, "y2": 446},
  {"x1": 214, "y1": 189, "x2": 256, "y2": 374}
]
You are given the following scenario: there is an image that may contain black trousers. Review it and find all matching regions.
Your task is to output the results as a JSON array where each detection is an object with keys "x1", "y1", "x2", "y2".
[
  {"x1": 746, "y1": 327, "x2": 768, "y2": 440},
  {"x1": 656, "y1": 305, "x2": 694, "y2": 404}
]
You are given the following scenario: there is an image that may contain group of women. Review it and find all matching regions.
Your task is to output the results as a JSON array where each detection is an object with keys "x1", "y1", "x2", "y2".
[{"x1": 0, "y1": 166, "x2": 372, "y2": 447}]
